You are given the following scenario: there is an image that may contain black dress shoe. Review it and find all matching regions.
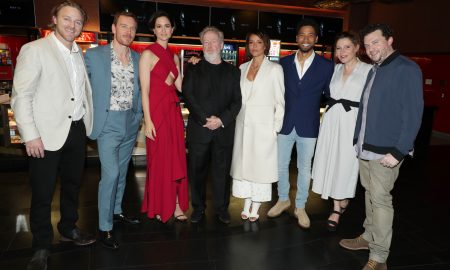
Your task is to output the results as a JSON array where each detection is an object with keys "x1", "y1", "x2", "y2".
[
  {"x1": 99, "y1": 230, "x2": 119, "y2": 249},
  {"x1": 190, "y1": 210, "x2": 205, "y2": 223},
  {"x1": 27, "y1": 249, "x2": 49, "y2": 270},
  {"x1": 113, "y1": 213, "x2": 140, "y2": 225},
  {"x1": 60, "y1": 227, "x2": 96, "y2": 246},
  {"x1": 217, "y1": 211, "x2": 231, "y2": 224}
]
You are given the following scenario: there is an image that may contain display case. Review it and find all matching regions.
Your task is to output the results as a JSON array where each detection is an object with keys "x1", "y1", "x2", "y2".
[
  {"x1": 0, "y1": 46, "x2": 14, "y2": 96},
  {"x1": 221, "y1": 44, "x2": 237, "y2": 66},
  {"x1": 0, "y1": 103, "x2": 22, "y2": 147}
]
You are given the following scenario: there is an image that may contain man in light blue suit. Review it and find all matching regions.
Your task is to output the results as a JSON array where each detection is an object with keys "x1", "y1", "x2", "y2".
[{"x1": 85, "y1": 11, "x2": 142, "y2": 249}]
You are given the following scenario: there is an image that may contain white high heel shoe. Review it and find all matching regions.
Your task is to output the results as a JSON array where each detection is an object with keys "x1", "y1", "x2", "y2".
[
  {"x1": 241, "y1": 211, "x2": 250, "y2": 220},
  {"x1": 249, "y1": 213, "x2": 259, "y2": 222}
]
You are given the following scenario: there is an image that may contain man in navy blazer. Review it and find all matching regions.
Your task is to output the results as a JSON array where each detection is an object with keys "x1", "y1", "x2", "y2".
[
  {"x1": 85, "y1": 11, "x2": 142, "y2": 249},
  {"x1": 268, "y1": 19, "x2": 334, "y2": 229}
]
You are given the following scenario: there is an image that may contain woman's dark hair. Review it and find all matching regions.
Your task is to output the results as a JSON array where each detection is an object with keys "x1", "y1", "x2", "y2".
[
  {"x1": 148, "y1": 10, "x2": 176, "y2": 32},
  {"x1": 245, "y1": 30, "x2": 270, "y2": 60},
  {"x1": 335, "y1": 31, "x2": 360, "y2": 47}
]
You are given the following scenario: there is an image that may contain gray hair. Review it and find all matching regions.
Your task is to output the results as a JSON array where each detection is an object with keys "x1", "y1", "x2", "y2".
[{"x1": 199, "y1": 26, "x2": 224, "y2": 44}]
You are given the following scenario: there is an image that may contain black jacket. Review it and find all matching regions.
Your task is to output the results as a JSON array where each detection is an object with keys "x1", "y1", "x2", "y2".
[{"x1": 182, "y1": 60, "x2": 242, "y2": 146}]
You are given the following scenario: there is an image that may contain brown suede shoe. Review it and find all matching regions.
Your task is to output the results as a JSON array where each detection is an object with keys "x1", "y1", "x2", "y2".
[
  {"x1": 362, "y1": 259, "x2": 387, "y2": 270},
  {"x1": 339, "y1": 235, "x2": 369, "y2": 250},
  {"x1": 267, "y1": 200, "x2": 291, "y2": 218},
  {"x1": 294, "y1": 208, "x2": 310, "y2": 229}
]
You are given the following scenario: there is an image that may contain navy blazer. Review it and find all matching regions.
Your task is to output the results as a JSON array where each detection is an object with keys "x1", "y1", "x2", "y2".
[
  {"x1": 85, "y1": 44, "x2": 143, "y2": 140},
  {"x1": 279, "y1": 53, "x2": 334, "y2": 138}
]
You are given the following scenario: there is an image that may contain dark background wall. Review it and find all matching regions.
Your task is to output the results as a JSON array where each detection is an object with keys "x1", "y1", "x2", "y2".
[
  {"x1": 33, "y1": 0, "x2": 450, "y2": 53},
  {"x1": 34, "y1": 0, "x2": 100, "y2": 32},
  {"x1": 348, "y1": 0, "x2": 450, "y2": 53}
]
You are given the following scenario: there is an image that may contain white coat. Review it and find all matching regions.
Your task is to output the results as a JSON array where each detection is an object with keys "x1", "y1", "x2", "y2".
[
  {"x1": 230, "y1": 57, "x2": 285, "y2": 184},
  {"x1": 11, "y1": 35, "x2": 93, "y2": 150}
]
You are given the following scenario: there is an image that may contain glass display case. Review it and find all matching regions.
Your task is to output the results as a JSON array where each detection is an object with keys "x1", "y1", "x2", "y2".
[
  {"x1": 0, "y1": 103, "x2": 22, "y2": 146},
  {"x1": 221, "y1": 44, "x2": 237, "y2": 66}
]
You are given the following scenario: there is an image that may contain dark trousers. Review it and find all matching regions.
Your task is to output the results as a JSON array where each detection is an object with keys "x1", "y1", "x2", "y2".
[
  {"x1": 29, "y1": 121, "x2": 86, "y2": 249},
  {"x1": 188, "y1": 139, "x2": 232, "y2": 214}
]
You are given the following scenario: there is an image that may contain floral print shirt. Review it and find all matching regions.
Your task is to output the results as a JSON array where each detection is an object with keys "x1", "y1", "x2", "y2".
[{"x1": 110, "y1": 43, "x2": 134, "y2": 111}]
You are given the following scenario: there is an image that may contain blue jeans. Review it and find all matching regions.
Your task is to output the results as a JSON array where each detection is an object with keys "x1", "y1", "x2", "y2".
[{"x1": 277, "y1": 129, "x2": 317, "y2": 208}]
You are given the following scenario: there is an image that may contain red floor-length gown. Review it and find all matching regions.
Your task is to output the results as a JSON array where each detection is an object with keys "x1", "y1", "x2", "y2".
[{"x1": 141, "y1": 43, "x2": 188, "y2": 222}]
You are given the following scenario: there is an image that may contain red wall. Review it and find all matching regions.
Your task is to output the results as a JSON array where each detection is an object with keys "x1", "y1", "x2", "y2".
[
  {"x1": 408, "y1": 54, "x2": 450, "y2": 134},
  {"x1": 0, "y1": 36, "x2": 31, "y2": 67}
]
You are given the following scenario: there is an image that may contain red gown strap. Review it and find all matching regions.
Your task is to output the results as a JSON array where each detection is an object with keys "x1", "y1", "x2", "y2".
[{"x1": 147, "y1": 43, "x2": 178, "y2": 80}]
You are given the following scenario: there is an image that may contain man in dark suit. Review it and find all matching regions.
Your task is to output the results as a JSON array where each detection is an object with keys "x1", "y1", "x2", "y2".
[
  {"x1": 183, "y1": 26, "x2": 241, "y2": 224},
  {"x1": 85, "y1": 11, "x2": 142, "y2": 250},
  {"x1": 267, "y1": 19, "x2": 334, "y2": 229}
]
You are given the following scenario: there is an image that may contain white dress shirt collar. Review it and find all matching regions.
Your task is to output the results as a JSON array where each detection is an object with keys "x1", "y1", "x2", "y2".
[
  {"x1": 50, "y1": 32, "x2": 79, "y2": 54},
  {"x1": 294, "y1": 50, "x2": 315, "y2": 80}
]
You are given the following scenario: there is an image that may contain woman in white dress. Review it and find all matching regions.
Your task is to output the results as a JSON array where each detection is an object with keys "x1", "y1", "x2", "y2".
[
  {"x1": 230, "y1": 30, "x2": 285, "y2": 222},
  {"x1": 312, "y1": 31, "x2": 372, "y2": 231}
]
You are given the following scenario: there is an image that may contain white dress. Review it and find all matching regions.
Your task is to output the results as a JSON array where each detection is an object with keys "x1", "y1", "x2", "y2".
[{"x1": 312, "y1": 60, "x2": 372, "y2": 200}]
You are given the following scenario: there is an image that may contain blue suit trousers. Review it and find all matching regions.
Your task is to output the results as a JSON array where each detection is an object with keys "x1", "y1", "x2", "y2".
[{"x1": 97, "y1": 110, "x2": 139, "y2": 231}]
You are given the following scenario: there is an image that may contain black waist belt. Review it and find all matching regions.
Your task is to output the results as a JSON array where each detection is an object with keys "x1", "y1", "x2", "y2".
[
  {"x1": 325, "y1": 98, "x2": 359, "y2": 113},
  {"x1": 176, "y1": 101, "x2": 180, "y2": 107},
  {"x1": 72, "y1": 119, "x2": 83, "y2": 124}
]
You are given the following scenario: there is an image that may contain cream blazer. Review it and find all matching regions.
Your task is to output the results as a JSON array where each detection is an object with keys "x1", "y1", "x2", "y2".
[
  {"x1": 230, "y1": 57, "x2": 285, "y2": 183},
  {"x1": 11, "y1": 35, "x2": 93, "y2": 151}
]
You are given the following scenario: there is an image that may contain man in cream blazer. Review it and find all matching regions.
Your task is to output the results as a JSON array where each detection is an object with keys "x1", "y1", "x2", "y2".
[{"x1": 11, "y1": 1, "x2": 95, "y2": 269}]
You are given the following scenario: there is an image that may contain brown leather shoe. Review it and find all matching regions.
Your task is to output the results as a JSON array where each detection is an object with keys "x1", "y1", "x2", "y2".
[
  {"x1": 362, "y1": 259, "x2": 387, "y2": 270},
  {"x1": 267, "y1": 200, "x2": 291, "y2": 218},
  {"x1": 339, "y1": 235, "x2": 369, "y2": 250},
  {"x1": 294, "y1": 208, "x2": 310, "y2": 229}
]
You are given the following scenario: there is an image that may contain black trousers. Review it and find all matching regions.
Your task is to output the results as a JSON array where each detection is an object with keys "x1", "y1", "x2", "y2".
[
  {"x1": 29, "y1": 121, "x2": 86, "y2": 249},
  {"x1": 188, "y1": 139, "x2": 233, "y2": 214}
]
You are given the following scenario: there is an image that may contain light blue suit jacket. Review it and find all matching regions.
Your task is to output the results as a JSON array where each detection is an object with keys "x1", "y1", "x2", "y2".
[{"x1": 85, "y1": 44, "x2": 142, "y2": 140}]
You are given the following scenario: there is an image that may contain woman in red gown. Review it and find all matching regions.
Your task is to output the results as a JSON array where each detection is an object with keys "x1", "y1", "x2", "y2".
[{"x1": 139, "y1": 10, "x2": 188, "y2": 222}]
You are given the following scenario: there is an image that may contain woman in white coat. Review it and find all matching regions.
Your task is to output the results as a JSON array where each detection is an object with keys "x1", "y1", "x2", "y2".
[{"x1": 231, "y1": 30, "x2": 285, "y2": 222}]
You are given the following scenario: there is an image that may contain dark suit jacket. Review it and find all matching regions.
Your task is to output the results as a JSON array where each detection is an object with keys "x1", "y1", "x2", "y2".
[
  {"x1": 182, "y1": 60, "x2": 241, "y2": 146},
  {"x1": 279, "y1": 53, "x2": 334, "y2": 138}
]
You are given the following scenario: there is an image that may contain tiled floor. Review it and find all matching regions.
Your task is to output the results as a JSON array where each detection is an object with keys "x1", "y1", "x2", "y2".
[{"x1": 0, "y1": 143, "x2": 449, "y2": 269}]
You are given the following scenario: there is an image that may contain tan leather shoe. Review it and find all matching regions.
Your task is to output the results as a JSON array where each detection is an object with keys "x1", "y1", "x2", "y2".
[
  {"x1": 339, "y1": 235, "x2": 369, "y2": 250},
  {"x1": 362, "y1": 259, "x2": 387, "y2": 270},
  {"x1": 294, "y1": 208, "x2": 310, "y2": 229},
  {"x1": 267, "y1": 200, "x2": 291, "y2": 218}
]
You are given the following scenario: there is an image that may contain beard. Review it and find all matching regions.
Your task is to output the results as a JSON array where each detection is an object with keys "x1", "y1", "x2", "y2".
[
  {"x1": 116, "y1": 35, "x2": 134, "y2": 47},
  {"x1": 298, "y1": 45, "x2": 314, "y2": 54},
  {"x1": 204, "y1": 52, "x2": 221, "y2": 63}
]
